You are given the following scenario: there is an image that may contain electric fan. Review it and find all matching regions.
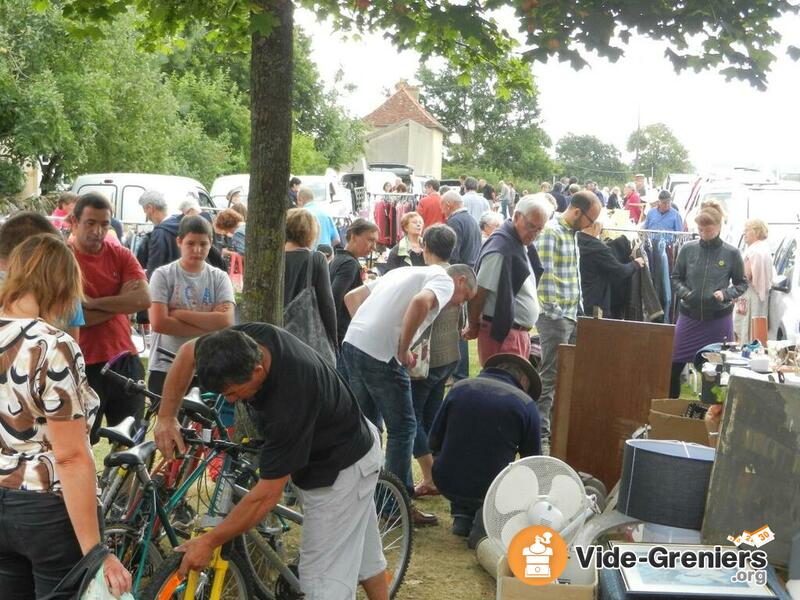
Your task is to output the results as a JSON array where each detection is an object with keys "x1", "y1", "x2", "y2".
[{"x1": 482, "y1": 456, "x2": 598, "y2": 552}]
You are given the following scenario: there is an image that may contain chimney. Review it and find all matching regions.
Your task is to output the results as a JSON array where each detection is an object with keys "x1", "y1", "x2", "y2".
[{"x1": 395, "y1": 79, "x2": 419, "y2": 101}]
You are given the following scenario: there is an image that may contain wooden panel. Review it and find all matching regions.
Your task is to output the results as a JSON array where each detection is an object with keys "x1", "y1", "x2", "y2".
[
  {"x1": 550, "y1": 344, "x2": 576, "y2": 460},
  {"x1": 564, "y1": 318, "x2": 674, "y2": 489},
  {"x1": 702, "y1": 376, "x2": 800, "y2": 567}
]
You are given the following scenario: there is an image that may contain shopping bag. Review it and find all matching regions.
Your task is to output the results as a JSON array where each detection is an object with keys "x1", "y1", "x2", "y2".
[
  {"x1": 407, "y1": 327, "x2": 432, "y2": 380},
  {"x1": 283, "y1": 253, "x2": 336, "y2": 365}
]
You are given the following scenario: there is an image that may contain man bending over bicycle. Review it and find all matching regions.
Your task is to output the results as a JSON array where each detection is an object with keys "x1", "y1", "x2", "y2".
[{"x1": 154, "y1": 324, "x2": 389, "y2": 600}]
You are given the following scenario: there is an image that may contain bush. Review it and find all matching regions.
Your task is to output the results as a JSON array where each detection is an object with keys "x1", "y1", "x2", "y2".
[{"x1": 0, "y1": 161, "x2": 26, "y2": 197}]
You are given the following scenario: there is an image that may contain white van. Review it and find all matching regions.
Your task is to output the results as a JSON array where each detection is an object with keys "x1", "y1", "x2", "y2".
[
  {"x1": 684, "y1": 179, "x2": 800, "y2": 251},
  {"x1": 209, "y1": 174, "x2": 250, "y2": 207},
  {"x1": 209, "y1": 171, "x2": 352, "y2": 218},
  {"x1": 70, "y1": 173, "x2": 214, "y2": 224}
]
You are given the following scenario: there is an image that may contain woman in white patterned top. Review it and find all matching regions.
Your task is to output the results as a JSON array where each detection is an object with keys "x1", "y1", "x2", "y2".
[{"x1": 0, "y1": 233, "x2": 131, "y2": 599}]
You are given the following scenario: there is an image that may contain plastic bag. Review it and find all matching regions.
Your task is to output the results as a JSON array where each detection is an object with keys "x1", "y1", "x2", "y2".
[{"x1": 81, "y1": 568, "x2": 135, "y2": 600}]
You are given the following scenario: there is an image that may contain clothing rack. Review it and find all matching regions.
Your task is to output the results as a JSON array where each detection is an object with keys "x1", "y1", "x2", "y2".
[
  {"x1": 598, "y1": 227, "x2": 696, "y2": 325},
  {"x1": 603, "y1": 227, "x2": 697, "y2": 237},
  {"x1": 368, "y1": 192, "x2": 420, "y2": 247}
]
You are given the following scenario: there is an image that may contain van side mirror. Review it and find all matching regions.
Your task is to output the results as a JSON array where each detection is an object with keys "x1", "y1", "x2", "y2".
[{"x1": 772, "y1": 275, "x2": 790, "y2": 293}]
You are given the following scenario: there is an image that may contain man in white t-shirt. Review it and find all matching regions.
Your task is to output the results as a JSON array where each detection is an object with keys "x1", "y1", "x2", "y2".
[
  {"x1": 341, "y1": 263, "x2": 477, "y2": 524},
  {"x1": 147, "y1": 216, "x2": 235, "y2": 395}
]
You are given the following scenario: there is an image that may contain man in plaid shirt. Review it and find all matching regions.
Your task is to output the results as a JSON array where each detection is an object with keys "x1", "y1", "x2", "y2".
[{"x1": 535, "y1": 190, "x2": 602, "y2": 452}]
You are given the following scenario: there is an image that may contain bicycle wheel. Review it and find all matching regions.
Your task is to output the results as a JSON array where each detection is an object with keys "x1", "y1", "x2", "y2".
[
  {"x1": 104, "y1": 524, "x2": 164, "y2": 591},
  {"x1": 142, "y1": 547, "x2": 254, "y2": 600},
  {"x1": 368, "y1": 470, "x2": 413, "y2": 599}
]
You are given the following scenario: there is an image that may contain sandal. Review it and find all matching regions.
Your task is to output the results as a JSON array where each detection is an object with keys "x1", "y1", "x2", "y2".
[{"x1": 414, "y1": 482, "x2": 440, "y2": 497}]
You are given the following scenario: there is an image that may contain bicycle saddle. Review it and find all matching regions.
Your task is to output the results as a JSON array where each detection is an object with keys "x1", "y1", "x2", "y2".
[
  {"x1": 104, "y1": 440, "x2": 157, "y2": 468},
  {"x1": 96, "y1": 416, "x2": 137, "y2": 448},
  {"x1": 180, "y1": 395, "x2": 216, "y2": 427}
]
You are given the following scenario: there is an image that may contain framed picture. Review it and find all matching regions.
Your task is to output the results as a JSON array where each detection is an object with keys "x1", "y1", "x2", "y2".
[{"x1": 611, "y1": 543, "x2": 777, "y2": 598}]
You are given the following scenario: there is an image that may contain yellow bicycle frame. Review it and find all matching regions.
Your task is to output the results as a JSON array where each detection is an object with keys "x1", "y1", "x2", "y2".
[{"x1": 182, "y1": 544, "x2": 230, "y2": 600}]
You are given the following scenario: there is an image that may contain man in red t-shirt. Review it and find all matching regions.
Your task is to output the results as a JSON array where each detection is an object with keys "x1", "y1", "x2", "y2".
[
  {"x1": 417, "y1": 179, "x2": 445, "y2": 229},
  {"x1": 70, "y1": 193, "x2": 151, "y2": 443}
]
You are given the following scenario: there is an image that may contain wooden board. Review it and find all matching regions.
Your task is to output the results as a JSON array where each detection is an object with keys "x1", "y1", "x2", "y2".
[
  {"x1": 550, "y1": 344, "x2": 575, "y2": 460},
  {"x1": 564, "y1": 317, "x2": 674, "y2": 489},
  {"x1": 702, "y1": 376, "x2": 800, "y2": 567}
]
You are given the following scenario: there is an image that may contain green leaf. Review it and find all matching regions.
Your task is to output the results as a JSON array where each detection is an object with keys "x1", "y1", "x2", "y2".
[{"x1": 249, "y1": 10, "x2": 279, "y2": 35}]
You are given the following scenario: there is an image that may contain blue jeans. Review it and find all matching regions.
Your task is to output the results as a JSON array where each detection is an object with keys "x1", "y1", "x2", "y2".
[
  {"x1": 411, "y1": 361, "x2": 458, "y2": 458},
  {"x1": 341, "y1": 343, "x2": 416, "y2": 494}
]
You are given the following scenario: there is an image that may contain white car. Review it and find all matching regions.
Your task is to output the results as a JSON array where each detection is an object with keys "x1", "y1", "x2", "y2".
[
  {"x1": 768, "y1": 231, "x2": 800, "y2": 341},
  {"x1": 71, "y1": 173, "x2": 214, "y2": 225}
]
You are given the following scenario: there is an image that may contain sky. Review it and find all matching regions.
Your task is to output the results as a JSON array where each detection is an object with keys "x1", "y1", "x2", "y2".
[{"x1": 295, "y1": 9, "x2": 800, "y2": 176}]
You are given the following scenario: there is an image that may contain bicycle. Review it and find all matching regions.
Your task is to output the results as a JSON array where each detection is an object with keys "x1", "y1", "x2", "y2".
[
  {"x1": 103, "y1": 409, "x2": 258, "y2": 597},
  {"x1": 98, "y1": 350, "x2": 226, "y2": 525},
  {"x1": 98, "y1": 359, "x2": 413, "y2": 598},
  {"x1": 146, "y1": 467, "x2": 413, "y2": 600}
]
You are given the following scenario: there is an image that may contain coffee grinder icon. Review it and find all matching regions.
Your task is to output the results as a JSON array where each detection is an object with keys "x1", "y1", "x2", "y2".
[{"x1": 522, "y1": 532, "x2": 554, "y2": 578}]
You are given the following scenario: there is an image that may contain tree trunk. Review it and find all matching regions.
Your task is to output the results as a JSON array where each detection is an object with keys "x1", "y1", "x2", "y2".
[
  {"x1": 39, "y1": 154, "x2": 62, "y2": 194},
  {"x1": 243, "y1": 0, "x2": 294, "y2": 324}
]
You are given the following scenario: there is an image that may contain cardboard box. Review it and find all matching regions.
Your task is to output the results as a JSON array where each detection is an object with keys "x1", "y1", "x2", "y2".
[
  {"x1": 648, "y1": 399, "x2": 710, "y2": 446},
  {"x1": 496, "y1": 557, "x2": 597, "y2": 600}
]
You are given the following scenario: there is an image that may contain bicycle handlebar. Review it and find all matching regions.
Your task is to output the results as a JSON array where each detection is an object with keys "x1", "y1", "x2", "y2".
[
  {"x1": 100, "y1": 351, "x2": 131, "y2": 377},
  {"x1": 180, "y1": 427, "x2": 261, "y2": 457}
]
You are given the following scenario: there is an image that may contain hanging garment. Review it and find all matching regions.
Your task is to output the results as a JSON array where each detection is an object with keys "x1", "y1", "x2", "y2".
[
  {"x1": 373, "y1": 199, "x2": 392, "y2": 245},
  {"x1": 607, "y1": 236, "x2": 634, "y2": 319},
  {"x1": 657, "y1": 239, "x2": 672, "y2": 324},
  {"x1": 625, "y1": 244, "x2": 664, "y2": 322}
]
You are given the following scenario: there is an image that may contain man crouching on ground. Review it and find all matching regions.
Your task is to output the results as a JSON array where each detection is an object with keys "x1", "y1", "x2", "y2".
[{"x1": 154, "y1": 323, "x2": 388, "y2": 600}]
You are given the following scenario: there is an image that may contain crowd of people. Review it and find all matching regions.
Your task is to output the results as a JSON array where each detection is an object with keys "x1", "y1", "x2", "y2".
[{"x1": 0, "y1": 167, "x2": 768, "y2": 598}]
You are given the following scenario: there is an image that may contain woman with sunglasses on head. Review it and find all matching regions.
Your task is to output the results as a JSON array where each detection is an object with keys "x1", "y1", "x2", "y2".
[{"x1": 0, "y1": 234, "x2": 131, "y2": 599}]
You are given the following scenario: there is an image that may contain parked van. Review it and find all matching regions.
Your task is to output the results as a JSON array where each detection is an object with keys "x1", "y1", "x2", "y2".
[
  {"x1": 210, "y1": 171, "x2": 351, "y2": 218},
  {"x1": 71, "y1": 173, "x2": 214, "y2": 224},
  {"x1": 684, "y1": 179, "x2": 800, "y2": 251},
  {"x1": 210, "y1": 174, "x2": 250, "y2": 207}
]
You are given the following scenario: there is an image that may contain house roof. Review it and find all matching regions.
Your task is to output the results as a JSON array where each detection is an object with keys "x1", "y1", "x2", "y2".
[{"x1": 363, "y1": 82, "x2": 446, "y2": 133}]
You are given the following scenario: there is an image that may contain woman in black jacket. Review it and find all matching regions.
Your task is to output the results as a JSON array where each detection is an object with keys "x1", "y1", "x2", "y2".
[
  {"x1": 283, "y1": 208, "x2": 338, "y2": 349},
  {"x1": 669, "y1": 201, "x2": 747, "y2": 397},
  {"x1": 578, "y1": 220, "x2": 644, "y2": 315}
]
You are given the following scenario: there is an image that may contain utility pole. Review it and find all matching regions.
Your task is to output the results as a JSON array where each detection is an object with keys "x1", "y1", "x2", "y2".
[{"x1": 634, "y1": 103, "x2": 641, "y2": 167}]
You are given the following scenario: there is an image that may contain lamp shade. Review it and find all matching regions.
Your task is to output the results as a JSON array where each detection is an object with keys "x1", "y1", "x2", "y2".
[{"x1": 618, "y1": 439, "x2": 715, "y2": 530}]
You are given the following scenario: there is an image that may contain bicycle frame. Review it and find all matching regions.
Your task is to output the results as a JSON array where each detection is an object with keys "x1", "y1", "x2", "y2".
[{"x1": 124, "y1": 446, "x2": 223, "y2": 594}]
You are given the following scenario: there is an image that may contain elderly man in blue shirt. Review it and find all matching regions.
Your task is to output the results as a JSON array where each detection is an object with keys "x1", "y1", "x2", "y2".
[{"x1": 644, "y1": 190, "x2": 683, "y2": 233}]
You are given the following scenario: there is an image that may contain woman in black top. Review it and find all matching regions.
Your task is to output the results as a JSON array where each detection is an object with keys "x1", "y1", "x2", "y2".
[
  {"x1": 385, "y1": 211, "x2": 426, "y2": 271},
  {"x1": 284, "y1": 208, "x2": 338, "y2": 348},
  {"x1": 329, "y1": 219, "x2": 379, "y2": 347},
  {"x1": 606, "y1": 186, "x2": 622, "y2": 210}
]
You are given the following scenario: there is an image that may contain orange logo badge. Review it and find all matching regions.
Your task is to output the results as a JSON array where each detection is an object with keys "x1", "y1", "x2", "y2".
[{"x1": 508, "y1": 526, "x2": 568, "y2": 585}]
